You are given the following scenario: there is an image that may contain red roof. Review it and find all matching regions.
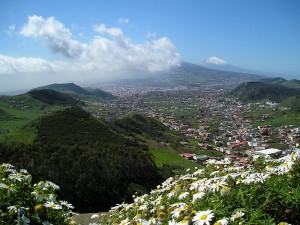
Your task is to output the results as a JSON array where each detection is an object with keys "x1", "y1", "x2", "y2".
[
  {"x1": 226, "y1": 154, "x2": 238, "y2": 159},
  {"x1": 239, "y1": 158, "x2": 249, "y2": 163},
  {"x1": 183, "y1": 153, "x2": 194, "y2": 157}
]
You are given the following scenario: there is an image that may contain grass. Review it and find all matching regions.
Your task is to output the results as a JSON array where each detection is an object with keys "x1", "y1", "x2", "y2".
[
  {"x1": 0, "y1": 95, "x2": 66, "y2": 143},
  {"x1": 243, "y1": 105, "x2": 300, "y2": 127},
  {"x1": 196, "y1": 149, "x2": 224, "y2": 157},
  {"x1": 188, "y1": 139, "x2": 199, "y2": 146},
  {"x1": 149, "y1": 146, "x2": 198, "y2": 170},
  {"x1": 254, "y1": 112, "x2": 300, "y2": 127}
]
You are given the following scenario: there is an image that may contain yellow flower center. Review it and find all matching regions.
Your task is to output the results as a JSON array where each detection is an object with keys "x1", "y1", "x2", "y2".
[
  {"x1": 200, "y1": 214, "x2": 207, "y2": 220},
  {"x1": 214, "y1": 222, "x2": 222, "y2": 225},
  {"x1": 184, "y1": 205, "x2": 190, "y2": 211},
  {"x1": 222, "y1": 186, "x2": 229, "y2": 190},
  {"x1": 34, "y1": 204, "x2": 43, "y2": 212},
  {"x1": 183, "y1": 216, "x2": 190, "y2": 221}
]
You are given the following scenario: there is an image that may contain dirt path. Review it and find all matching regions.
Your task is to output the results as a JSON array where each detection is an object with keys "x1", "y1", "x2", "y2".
[{"x1": 71, "y1": 212, "x2": 104, "y2": 225}]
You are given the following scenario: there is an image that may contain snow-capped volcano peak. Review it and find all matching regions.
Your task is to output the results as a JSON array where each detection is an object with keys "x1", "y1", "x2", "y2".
[{"x1": 202, "y1": 56, "x2": 227, "y2": 65}]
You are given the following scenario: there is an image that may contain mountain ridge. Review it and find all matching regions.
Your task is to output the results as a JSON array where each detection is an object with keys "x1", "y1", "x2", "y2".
[
  {"x1": 28, "y1": 89, "x2": 81, "y2": 105},
  {"x1": 229, "y1": 81, "x2": 300, "y2": 102},
  {"x1": 33, "y1": 82, "x2": 116, "y2": 99}
]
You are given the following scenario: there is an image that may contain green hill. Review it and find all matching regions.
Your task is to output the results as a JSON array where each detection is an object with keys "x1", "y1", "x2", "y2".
[
  {"x1": 0, "y1": 107, "x2": 165, "y2": 212},
  {"x1": 33, "y1": 83, "x2": 116, "y2": 99},
  {"x1": 35, "y1": 107, "x2": 128, "y2": 145},
  {"x1": 281, "y1": 95, "x2": 300, "y2": 112},
  {"x1": 114, "y1": 113, "x2": 198, "y2": 172},
  {"x1": 34, "y1": 83, "x2": 91, "y2": 95},
  {"x1": 84, "y1": 87, "x2": 117, "y2": 99},
  {"x1": 229, "y1": 81, "x2": 300, "y2": 102},
  {"x1": 0, "y1": 108, "x2": 14, "y2": 120},
  {"x1": 28, "y1": 89, "x2": 81, "y2": 105},
  {"x1": 284, "y1": 79, "x2": 300, "y2": 89},
  {"x1": 259, "y1": 77, "x2": 300, "y2": 89},
  {"x1": 259, "y1": 77, "x2": 287, "y2": 84},
  {"x1": 0, "y1": 93, "x2": 68, "y2": 143},
  {"x1": 115, "y1": 113, "x2": 181, "y2": 143}
]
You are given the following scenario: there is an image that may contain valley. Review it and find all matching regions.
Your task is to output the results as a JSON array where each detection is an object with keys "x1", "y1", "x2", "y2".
[
  {"x1": 2, "y1": 2, "x2": 299, "y2": 224},
  {"x1": 1, "y1": 75, "x2": 300, "y2": 217}
]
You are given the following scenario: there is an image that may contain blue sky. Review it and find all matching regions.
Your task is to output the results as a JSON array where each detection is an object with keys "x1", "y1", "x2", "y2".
[{"x1": 0, "y1": 0, "x2": 299, "y2": 91}]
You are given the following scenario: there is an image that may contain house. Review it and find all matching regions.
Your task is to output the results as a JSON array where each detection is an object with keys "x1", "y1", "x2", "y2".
[
  {"x1": 238, "y1": 157, "x2": 249, "y2": 165},
  {"x1": 182, "y1": 153, "x2": 194, "y2": 160}
]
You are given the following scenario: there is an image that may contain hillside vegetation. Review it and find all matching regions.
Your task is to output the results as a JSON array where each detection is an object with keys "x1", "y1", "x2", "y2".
[
  {"x1": 94, "y1": 153, "x2": 300, "y2": 225},
  {"x1": 0, "y1": 163, "x2": 75, "y2": 224},
  {"x1": 259, "y1": 77, "x2": 300, "y2": 89},
  {"x1": 115, "y1": 113, "x2": 182, "y2": 144},
  {"x1": 28, "y1": 89, "x2": 81, "y2": 105},
  {"x1": 0, "y1": 107, "x2": 166, "y2": 213},
  {"x1": 33, "y1": 83, "x2": 116, "y2": 99},
  {"x1": 114, "y1": 113, "x2": 198, "y2": 172},
  {"x1": 281, "y1": 95, "x2": 300, "y2": 113},
  {"x1": 229, "y1": 81, "x2": 300, "y2": 102},
  {"x1": 0, "y1": 94, "x2": 67, "y2": 143}
]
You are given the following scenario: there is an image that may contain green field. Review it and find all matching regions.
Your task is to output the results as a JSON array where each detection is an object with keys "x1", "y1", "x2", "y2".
[
  {"x1": 149, "y1": 146, "x2": 198, "y2": 170},
  {"x1": 254, "y1": 112, "x2": 300, "y2": 127},
  {"x1": 244, "y1": 103, "x2": 300, "y2": 128},
  {"x1": 0, "y1": 95, "x2": 66, "y2": 143}
]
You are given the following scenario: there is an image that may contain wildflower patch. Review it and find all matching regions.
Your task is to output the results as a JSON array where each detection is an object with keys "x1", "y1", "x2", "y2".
[{"x1": 94, "y1": 153, "x2": 300, "y2": 225}]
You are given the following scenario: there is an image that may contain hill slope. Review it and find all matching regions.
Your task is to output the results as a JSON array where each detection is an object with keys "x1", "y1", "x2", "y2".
[
  {"x1": 97, "y1": 153, "x2": 300, "y2": 225},
  {"x1": 33, "y1": 83, "x2": 116, "y2": 99},
  {"x1": 28, "y1": 89, "x2": 81, "y2": 105},
  {"x1": 0, "y1": 107, "x2": 164, "y2": 212},
  {"x1": 165, "y1": 62, "x2": 263, "y2": 85},
  {"x1": 281, "y1": 95, "x2": 300, "y2": 113},
  {"x1": 0, "y1": 93, "x2": 69, "y2": 143},
  {"x1": 115, "y1": 113, "x2": 181, "y2": 143},
  {"x1": 259, "y1": 77, "x2": 300, "y2": 89},
  {"x1": 228, "y1": 81, "x2": 300, "y2": 102}
]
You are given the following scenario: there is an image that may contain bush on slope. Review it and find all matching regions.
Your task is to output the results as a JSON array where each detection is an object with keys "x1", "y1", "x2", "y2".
[{"x1": 94, "y1": 153, "x2": 300, "y2": 225}]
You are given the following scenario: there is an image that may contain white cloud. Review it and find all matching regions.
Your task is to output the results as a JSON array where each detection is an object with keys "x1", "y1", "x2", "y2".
[
  {"x1": 0, "y1": 15, "x2": 181, "y2": 90},
  {"x1": 20, "y1": 15, "x2": 84, "y2": 57},
  {"x1": 93, "y1": 23, "x2": 123, "y2": 37},
  {"x1": 0, "y1": 54, "x2": 54, "y2": 74},
  {"x1": 117, "y1": 17, "x2": 129, "y2": 24}
]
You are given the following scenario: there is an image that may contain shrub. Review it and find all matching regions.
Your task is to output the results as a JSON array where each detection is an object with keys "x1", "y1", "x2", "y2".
[
  {"x1": 0, "y1": 163, "x2": 75, "y2": 225},
  {"x1": 94, "y1": 153, "x2": 300, "y2": 225}
]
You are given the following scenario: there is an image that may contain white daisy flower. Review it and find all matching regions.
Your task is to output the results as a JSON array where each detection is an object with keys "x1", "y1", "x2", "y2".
[
  {"x1": 178, "y1": 192, "x2": 189, "y2": 200},
  {"x1": 213, "y1": 218, "x2": 228, "y2": 225},
  {"x1": 192, "y1": 191, "x2": 206, "y2": 202},
  {"x1": 192, "y1": 210, "x2": 214, "y2": 225}
]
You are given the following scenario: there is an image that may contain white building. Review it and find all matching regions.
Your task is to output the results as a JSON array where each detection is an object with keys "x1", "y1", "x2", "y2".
[{"x1": 253, "y1": 148, "x2": 282, "y2": 157}]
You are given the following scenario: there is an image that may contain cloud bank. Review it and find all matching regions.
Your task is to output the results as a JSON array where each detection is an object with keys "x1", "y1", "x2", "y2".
[{"x1": 0, "y1": 15, "x2": 181, "y2": 91}]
